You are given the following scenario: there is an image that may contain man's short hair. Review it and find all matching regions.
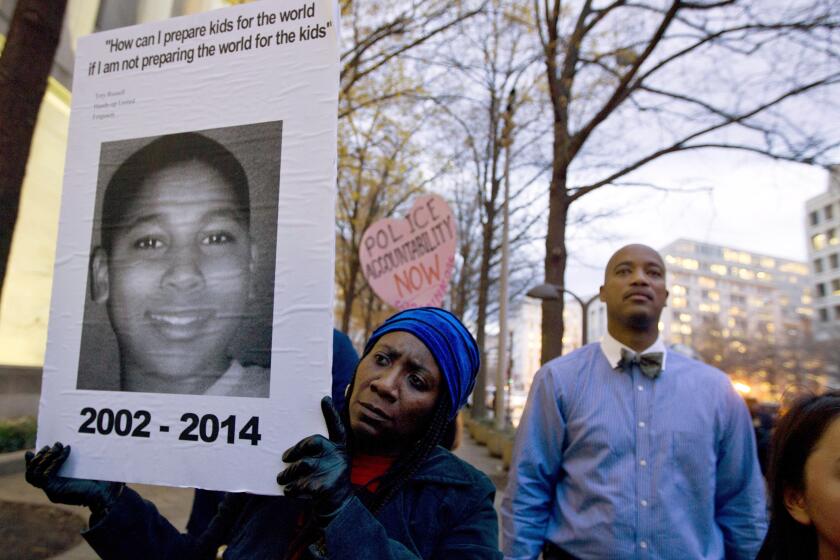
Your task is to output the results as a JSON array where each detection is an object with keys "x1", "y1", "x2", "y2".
[{"x1": 100, "y1": 132, "x2": 250, "y2": 252}]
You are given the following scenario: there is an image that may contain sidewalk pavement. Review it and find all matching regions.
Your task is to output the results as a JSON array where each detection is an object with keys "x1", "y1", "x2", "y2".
[
  {"x1": 454, "y1": 428, "x2": 509, "y2": 538},
  {"x1": 0, "y1": 432, "x2": 507, "y2": 559},
  {"x1": 0, "y1": 451, "x2": 193, "y2": 560},
  {"x1": 454, "y1": 428, "x2": 509, "y2": 489}
]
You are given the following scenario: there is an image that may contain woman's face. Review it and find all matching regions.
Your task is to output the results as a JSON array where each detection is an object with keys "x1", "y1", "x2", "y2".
[
  {"x1": 348, "y1": 331, "x2": 442, "y2": 454},
  {"x1": 786, "y1": 416, "x2": 840, "y2": 557}
]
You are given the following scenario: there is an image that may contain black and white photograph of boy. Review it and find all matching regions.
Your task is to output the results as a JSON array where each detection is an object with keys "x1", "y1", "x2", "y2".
[{"x1": 76, "y1": 122, "x2": 282, "y2": 397}]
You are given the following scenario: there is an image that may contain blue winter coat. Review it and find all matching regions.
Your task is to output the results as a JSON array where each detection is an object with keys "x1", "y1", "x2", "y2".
[{"x1": 82, "y1": 445, "x2": 501, "y2": 559}]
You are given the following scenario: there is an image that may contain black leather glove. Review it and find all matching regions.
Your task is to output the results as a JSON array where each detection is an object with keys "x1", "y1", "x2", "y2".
[
  {"x1": 25, "y1": 442, "x2": 124, "y2": 514},
  {"x1": 277, "y1": 397, "x2": 352, "y2": 527}
]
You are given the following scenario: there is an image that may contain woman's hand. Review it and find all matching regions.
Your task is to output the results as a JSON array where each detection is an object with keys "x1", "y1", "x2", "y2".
[
  {"x1": 277, "y1": 397, "x2": 353, "y2": 527},
  {"x1": 25, "y1": 442, "x2": 124, "y2": 514}
]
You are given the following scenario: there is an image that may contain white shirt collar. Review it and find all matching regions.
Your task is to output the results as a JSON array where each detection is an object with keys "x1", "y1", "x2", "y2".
[{"x1": 600, "y1": 330, "x2": 668, "y2": 370}]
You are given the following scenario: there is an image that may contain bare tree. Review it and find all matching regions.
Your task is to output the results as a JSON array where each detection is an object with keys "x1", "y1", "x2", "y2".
[
  {"x1": 334, "y1": 0, "x2": 488, "y2": 337},
  {"x1": 433, "y1": 0, "x2": 549, "y2": 416},
  {"x1": 0, "y1": 0, "x2": 67, "y2": 301},
  {"x1": 335, "y1": 101, "x2": 438, "y2": 333},
  {"x1": 448, "y1": 177, "x2": 482, "y2": 320},
  {"x1": 694, "y1": 315, "x2": 831, "y2": 398},
  {"x1": 338, "y1": 0, "x2": 485, "y2": 119},
  {"x1": 534, "y1": 0, "x2": 840, "y2": 361}
]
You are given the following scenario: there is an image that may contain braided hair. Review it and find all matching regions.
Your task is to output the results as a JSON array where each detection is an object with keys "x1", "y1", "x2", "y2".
[{"x1": 365, "y1": 391, "x2": 452, "y2": 514}]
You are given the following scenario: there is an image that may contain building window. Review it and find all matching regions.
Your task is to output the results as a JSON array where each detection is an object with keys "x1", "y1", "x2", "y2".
[
  {"x1": 819, "y1": 308, "x2": 829, "y2": 322},
  {"x1": 830, "y1": 229, "x2": 839, "y2": 246},
  {"x1": 760, "y1": 257, "x2": 775, "y2": 269},
  {"x1": 826, "y1": 205, "x2": 834, "y2": 220},
  {"x1": 812, "y1": 233, "x2": 827, "y2": 250},
  {"x1": 831, "y1": 254, "x2": 839, "y2": 269},
  {"x1": 698, "y1": 276, "x2": 716, "y2": 288},
  {"x1": 811, "y1": 210, "x2": 819, "y2": 226},
  {"x1": 817, "y1": 283, "x2": 827, "y2": 297},
  {"x1": 814, "y1": 258, "x2": 824, "y2": 273},
  {"x1": 723, "y1": 249, "x2": 752, "y2": 264},
  {"x1": 731, "y1": 294, "x2": 747, "y2": 305},
  {"x1": 664, "y1": 255, "x2": 698, "y2": 270},
  {"x1": 779, "y1": 262, "x2": 810, "y2": 275},
  {"x1": 732, "y1": 267, "x2": 755, "y2": 280},
  {"x1": 833, "y1": 279, "x2": 840, "y2": 295},
  {"x1": 681, "y1": 258, "x2": 699, "y2": 270},
  {"x1": 835, "y1": 305, "x2": 840, "y2": 320},
  {"x1": 671, "y1": 284, "x2": 688, "y2": 296}
]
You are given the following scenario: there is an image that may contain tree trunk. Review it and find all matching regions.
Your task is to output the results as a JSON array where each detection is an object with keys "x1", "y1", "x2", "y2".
[
  {"x1": 0, "y1": 0, "x2": 67, "y2": 301},
  {"x1": 541, "y1": 178, "x2": 570, "y2": 363},
  {"x1": 472, "y1": 201, "x2": 498, "y2": 419},
  {"x1": 361, "y1": 285, "x2": 382, "y2": 343}
]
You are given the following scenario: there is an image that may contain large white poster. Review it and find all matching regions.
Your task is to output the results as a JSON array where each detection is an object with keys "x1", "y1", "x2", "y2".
[{"x1": 36, "y1": 0, "x2": 338, "y2": 495}]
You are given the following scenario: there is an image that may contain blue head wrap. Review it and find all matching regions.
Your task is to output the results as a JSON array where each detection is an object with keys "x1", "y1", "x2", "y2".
[{"x1": 362, "y1": 307, "x2": 480, "y2": 420}]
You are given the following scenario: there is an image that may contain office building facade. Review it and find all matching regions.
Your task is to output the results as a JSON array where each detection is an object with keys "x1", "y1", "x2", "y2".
[{"x1": 806, "y1": 165, "x2": 840, "y2": 340}]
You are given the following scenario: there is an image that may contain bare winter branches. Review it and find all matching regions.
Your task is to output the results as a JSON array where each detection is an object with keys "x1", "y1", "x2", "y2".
[{"x1": 534, "y1": 0, "x2": 840, "y2": 361}]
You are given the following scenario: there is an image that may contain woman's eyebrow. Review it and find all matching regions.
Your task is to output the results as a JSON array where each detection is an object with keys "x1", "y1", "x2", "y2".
[
  {"x1": 405, "y1": 357, "x2": 434, "y2": 376},
  {"x1": 378, "y1": 344, "x2": 432, "y2": 374},
  {"x1": 376, "y1": 344, "x2": 402, "y2": 359}
]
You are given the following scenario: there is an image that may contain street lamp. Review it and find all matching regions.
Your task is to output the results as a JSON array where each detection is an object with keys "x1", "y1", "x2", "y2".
[
  {"x1": 494, "y1": 88, "x2": 516, "y2": 431},
  {"x1": 526, "y1": 283, "x2": 600, "y2": 346}
]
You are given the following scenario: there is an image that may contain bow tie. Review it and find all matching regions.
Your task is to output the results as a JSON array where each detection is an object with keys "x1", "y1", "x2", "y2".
[{"x1": 618, "y1": 348, "x2": 663, "y2": 379}]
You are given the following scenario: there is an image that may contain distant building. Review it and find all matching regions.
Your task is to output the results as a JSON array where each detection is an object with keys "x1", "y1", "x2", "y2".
[
  {"x1": 805, "y1": 165, "x2": 840, "y2": 340},
  {"x1": 659, "y1": 239, "x2": 821, "y2": 401},
  {"x1": 659, "y1": 238, "x2": 811, "y2": 348},
  {"x1": 508, "y1": 296, "x2": 587, "y2": 394},
  {"x1": 587, "y1": 298, "x2": 607, "y2": 343}
]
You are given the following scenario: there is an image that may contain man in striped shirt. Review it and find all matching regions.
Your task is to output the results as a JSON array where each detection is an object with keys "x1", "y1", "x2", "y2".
[{"x1": 501, "y1": 244, "x2": 766, "y2": 560}]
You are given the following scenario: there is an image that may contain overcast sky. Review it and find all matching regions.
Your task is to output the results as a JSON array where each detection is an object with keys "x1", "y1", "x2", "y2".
[{"x1": 557, "y1": 150, "x2": 829, "y2": 298}]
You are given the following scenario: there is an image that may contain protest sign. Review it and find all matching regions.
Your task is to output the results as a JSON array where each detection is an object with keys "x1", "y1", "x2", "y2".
[
  {"x1": 359, "y1": 194, "x2": 457, "y2": 309},
  {"x1": 35, "y1": 0, "x2": 339, "y2": 495}
]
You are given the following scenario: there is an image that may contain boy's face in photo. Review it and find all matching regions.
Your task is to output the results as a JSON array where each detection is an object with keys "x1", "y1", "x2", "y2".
[{"x1": 91, "y1": 159, "x2": 255, "y2": 384}]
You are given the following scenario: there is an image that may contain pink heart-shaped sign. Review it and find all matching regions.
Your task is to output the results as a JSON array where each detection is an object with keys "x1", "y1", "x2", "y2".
[{"x1": 359, "y1": 194, "x2": 457, "y2": 310}]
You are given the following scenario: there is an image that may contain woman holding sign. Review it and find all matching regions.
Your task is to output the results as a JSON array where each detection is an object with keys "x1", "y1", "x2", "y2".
[{"x1": 25, "y1": 307, "x2": 501, "y2": 559}]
